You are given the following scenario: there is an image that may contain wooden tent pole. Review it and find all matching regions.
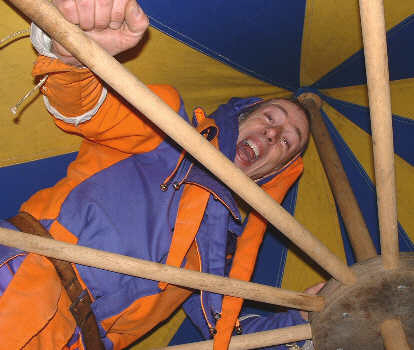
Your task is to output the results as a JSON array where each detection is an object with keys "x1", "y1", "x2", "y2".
[
  {"x1": 359, "y1": 0, "x2": 399, "y2": 269},
  {"x1": 0, "y1": 227, "x2": 324, "y2": 312},
  {"x1": 380, "y1": 319, "x2": 410, "y2": 350},
  {"x1": 6, "y1": 0, "x2": 356, "y2": 285},
  {"x1": 298, "y1": 93, "x2": 377, "y2": 262},
  {"x1": 153, "y1": 324, "x2": 312, "y2": 350}
]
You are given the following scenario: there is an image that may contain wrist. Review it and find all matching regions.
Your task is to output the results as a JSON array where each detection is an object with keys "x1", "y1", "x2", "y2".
[
  {"x1": 31, "y1": 23, "x2": 84, "y2": 68},
  {"x1": 51, "y1": 41, "x2": 84, "y2": 67}
]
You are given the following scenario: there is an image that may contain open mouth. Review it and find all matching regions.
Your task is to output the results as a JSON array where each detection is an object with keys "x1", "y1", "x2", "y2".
[
  {"x1": 237, "y1": 139, "x2": 260, "y2": 164},
  {"x1": 245, "y1": 139, "x2": 259, "y2": 158}
]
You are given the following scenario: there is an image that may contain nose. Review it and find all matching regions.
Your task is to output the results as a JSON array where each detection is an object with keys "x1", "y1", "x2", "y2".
[{"x1": 264, "y1": 126, "x2": 281, "y2": 144}]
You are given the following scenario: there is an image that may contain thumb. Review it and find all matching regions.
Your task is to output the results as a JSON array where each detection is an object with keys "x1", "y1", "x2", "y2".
[
  {"x1": 125, "y1": 0, "x2": 149, "y2": 35},
  {"x1": 305, "y1": 282, "x2": 326, "y2": 295}
]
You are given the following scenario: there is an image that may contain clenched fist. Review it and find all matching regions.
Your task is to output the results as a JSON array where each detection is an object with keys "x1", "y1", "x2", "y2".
[{"x1": 52, "y1": 0, "x2": 149, "y2": 66}]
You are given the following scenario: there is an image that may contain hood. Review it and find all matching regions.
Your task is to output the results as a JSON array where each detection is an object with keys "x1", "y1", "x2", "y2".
[{"x1": 205, "y1": 97, "x2": 304, "y2": 193}]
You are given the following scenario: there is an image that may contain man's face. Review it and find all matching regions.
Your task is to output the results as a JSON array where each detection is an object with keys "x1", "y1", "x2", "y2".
[{"x1": 235, "y1": 99, "x2": 309, "y2": 180}]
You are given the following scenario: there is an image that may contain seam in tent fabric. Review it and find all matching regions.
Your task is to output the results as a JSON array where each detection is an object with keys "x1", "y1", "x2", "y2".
[
  {"x1": 323, "y1": 93, "x2": 414, "y2": 129},
  {"x1": 393, "y1": 114, "x2": 414, "y2": 126},
  {"x1": 148, "y1": 16, "x2": 298, "y2": 92},
  {"x1": 312, "y1": 14, "x2": 414, "y2": 89},
  {"x1": 398, "y1": 223, "x2": 414, "y2": 251},
  {"x1": 321, "y1": 108, "x2": 414, "y2": 252},
  {"x1": 320, "y1": 108, "x2": 381, "y2": 195},
  {"x1": 321, "y1": 93, "x2": 414, "y2": 165},
  {"x1": 336, "y1": 208, "x2": 361, "y2": 265}
]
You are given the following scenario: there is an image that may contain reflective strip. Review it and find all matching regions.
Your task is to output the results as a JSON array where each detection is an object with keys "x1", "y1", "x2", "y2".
[
  {"x1": 43, "y1": 87, "x2": 108, "y2": 126},
  {"x1": 238, "y1": 314, "x2": 260, "y2": 322},
  {"x1": 30, "y1": 22, "x2": 58, "y2": 59}
]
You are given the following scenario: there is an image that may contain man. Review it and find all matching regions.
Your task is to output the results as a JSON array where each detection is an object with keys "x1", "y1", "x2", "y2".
[{"x1": 0, "y1": 0, "x2": 314, "y2": 349}]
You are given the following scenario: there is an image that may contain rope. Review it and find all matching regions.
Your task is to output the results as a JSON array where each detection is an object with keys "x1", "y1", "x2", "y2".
[
  {"x1": 10, "y1": 75, "x2": 48, "y2": 115},
  {"x1": 0, "y1": 28, "x2": 30, "y2": 46},
  {"x1": 0, "y1": 27, "x2": 48, "y2": 115}
]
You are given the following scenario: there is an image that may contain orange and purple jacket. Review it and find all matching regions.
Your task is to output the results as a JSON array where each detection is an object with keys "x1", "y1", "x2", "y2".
[{"x1": 0, "y1": 56, "x2": 306, "y2": 350}]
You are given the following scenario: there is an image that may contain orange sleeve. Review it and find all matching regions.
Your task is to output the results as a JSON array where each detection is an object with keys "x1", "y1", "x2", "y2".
[
  {"x1": 0, "y1": 254, "x2": 76, "y2": 349},
  {"x1": 33, "y1": 56, "x2": 182, "y2": 154}
]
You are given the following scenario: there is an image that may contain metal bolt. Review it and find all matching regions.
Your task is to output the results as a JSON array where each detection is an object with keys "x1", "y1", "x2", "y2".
[
  {"x1": 397, "y1": 285, "x2": 409, "y2": 290},
  {"x1": 342, "y1": 312, "x2": 350, "y2": 318}
]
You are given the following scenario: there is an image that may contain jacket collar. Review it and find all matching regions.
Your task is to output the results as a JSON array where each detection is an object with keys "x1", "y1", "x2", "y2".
[{"x1": 187, "y1": 97, "x2": 304, "y2": 226}]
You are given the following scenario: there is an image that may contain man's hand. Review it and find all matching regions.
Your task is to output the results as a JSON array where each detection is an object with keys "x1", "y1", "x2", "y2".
[
  {"x1": 51, "y1": 0, "x2": 149, "y2": 66},
  {"x1": 300, "y1": 282, "x2": 325, "y2": 321}
]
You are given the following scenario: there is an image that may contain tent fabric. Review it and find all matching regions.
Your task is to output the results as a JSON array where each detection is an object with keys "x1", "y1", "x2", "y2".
[
  {"x1": 314, "y1": 14, "x2": 414, "y2": 89},
  {"x1": 140, "y1": 1, "x2": 307, "y2": 90},
  {"x1": 322, "y1": 95, "x2": 414, "y2": 165},
  {"x1": 0, "y1": 0, "x2": 413, "y2": 348}
]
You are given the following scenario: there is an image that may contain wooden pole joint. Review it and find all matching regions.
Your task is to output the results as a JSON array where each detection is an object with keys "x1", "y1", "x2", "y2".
[{"x1": 297, "y1": 92, "x2": 323, "y2": 111}]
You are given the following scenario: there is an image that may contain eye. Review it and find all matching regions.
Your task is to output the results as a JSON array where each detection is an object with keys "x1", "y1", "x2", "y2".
[
  {"x1": 280, "y1": 136, "x2": 289, "y2": 147},
  {"x1": 264, "y1": 113, "x2": 273, "y2": 123}
]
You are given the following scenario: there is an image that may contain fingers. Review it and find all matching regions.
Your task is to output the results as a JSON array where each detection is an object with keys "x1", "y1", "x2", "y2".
[
  {"x1": 94, "y1": 0, "x2": 113, "y2": 30},
  {"x1": 54, "y1": 0, "x2": 113, "y2": 31},
  {"x1": 125, "y1": 0, "x2": 149, "y2": 34},
  {"x1": 52, "y1": 0, "x2": 148, "y2": 60},
  {"x1": 54, "y1": 0, "x2": 80, "y2": 25},
  {"x1": 54, "y1": 0, "x2": 147, "y2": 33},
  {"x1": 109, "y1": 0, "x2": 129, "y2": 29},
  {"x1": 54, "y1": 0, "x2": 95, "y2": 30},
  {"x1": 76, "y1": 0, "x2": 96, "y2": 30},
  {"x1": 300, "y1": 310, "x2": 309, "y2": 321},
  {"x1": 300, "y1": 282, "x2": 326, "y2": 321},
  {"x1": 305, "y1": 282, "x2": 326, "y2": 295}
]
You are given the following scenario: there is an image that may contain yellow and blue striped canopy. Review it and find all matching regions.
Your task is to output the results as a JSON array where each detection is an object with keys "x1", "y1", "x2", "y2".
[{"x1": 0, "y1": 1, "x2": 413, "y2": 348}]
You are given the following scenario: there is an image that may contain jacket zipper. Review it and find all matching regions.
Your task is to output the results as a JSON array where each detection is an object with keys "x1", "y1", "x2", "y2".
[
  {"x1": 160, "y1": 150, "x2": 187, "y2": 191},
  {"x1": 184, "y1": 181, "x2": 240, "y2": 222},
  {"x1": 195, "y1": 240, "x2": 216, "y2": 336}
]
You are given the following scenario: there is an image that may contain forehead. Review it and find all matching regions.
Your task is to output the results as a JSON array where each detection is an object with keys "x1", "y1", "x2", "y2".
[
  {"x1": 263, "y1": 98, "x2": 305, "y2": 117},
  {"x1": 254, "y1": 99, "x2": 308, "y2": 128}
]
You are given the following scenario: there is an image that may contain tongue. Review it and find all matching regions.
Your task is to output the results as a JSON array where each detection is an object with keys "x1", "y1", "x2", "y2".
[{"x1": 237, "y1": 142, "x2": 256, "y2": 163}]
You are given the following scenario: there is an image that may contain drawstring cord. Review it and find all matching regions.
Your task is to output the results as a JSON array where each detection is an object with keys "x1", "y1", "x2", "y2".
[
  {"x1": 10, "y1": 75, "x2": 48, "y2": 115},
  {"x1": 0, "y1": 28, "x2": 29, "y2": 46},
  {"x1": 0, "y1": 27, "x2": 48, "y2": 116}
]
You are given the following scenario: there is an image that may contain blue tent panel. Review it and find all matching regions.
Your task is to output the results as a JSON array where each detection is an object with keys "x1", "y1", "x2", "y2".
[
  {"x1": 314, "y1": 15, "x2": 414, "y2": 89},
  {"x1": 321, "y1": 110, "x2": 414, "y2": 266},
  {"x1": 0, "y1": 153, "x2": 77, "y2": 220},
  {"x1": 322, "y1": 95, "x2": 414, "y2": 166},
  {"x1": 169, "y1": 316, "x2": 204, "y2": 346},
  {"x1": 141, "y1": 0, "x2": 307, "y2": 90}
]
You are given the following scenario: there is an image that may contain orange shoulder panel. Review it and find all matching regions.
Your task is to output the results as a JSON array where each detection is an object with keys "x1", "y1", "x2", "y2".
[
  {"x1": 214, "y1": 157, "x2": 304, "y2": 350},
  {"x1": 159, "y1": 183, "x2": 210, "y2": 290}
]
